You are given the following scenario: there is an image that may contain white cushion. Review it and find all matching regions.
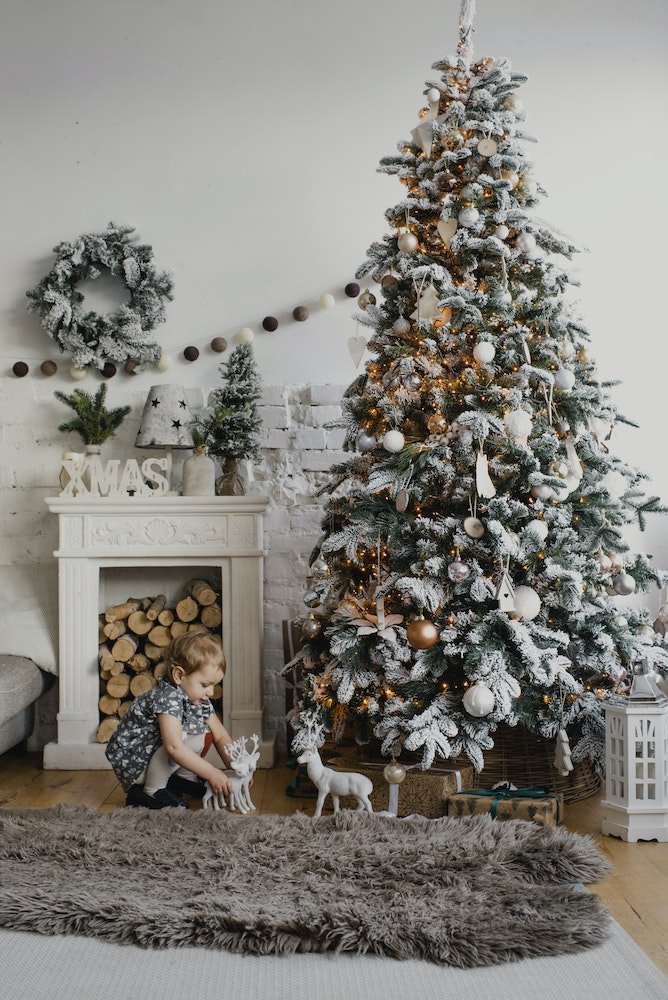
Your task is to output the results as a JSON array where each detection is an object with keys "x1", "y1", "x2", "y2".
[{"x1": 0, "y1": 565, "x2": 58, "y2": 675}]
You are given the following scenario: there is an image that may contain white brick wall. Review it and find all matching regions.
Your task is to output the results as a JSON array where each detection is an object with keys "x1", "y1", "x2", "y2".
[{"x1": 0, "y1": 381, "x2": 347, "y2": 751}]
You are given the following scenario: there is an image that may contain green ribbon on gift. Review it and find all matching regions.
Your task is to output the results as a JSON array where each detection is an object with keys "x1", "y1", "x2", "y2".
[{"x1": 463, "y1": 785, "x2": 552, "y2": 819}]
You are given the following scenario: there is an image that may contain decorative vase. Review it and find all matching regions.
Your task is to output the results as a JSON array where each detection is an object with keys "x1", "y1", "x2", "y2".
[
  {"x1": 182, "y1": 446, "x2": 216, "y2": 496},
  {"x1": 83, "y1": 443, "x2": 102, "y2": 491},
  {"x1": 216, "y1": 457, "x2": 244, "y2": 496},
  {"x1": 59, "y1": 452, "x2": 85, "y2": 493}
]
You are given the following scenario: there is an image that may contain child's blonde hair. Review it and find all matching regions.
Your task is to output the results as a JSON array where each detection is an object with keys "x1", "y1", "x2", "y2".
[{"x1": 166, "y1": 632, "x2": 226, "y2": 683}]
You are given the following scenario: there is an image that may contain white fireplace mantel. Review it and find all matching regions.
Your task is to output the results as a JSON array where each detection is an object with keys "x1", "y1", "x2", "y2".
[{"x1": 43, "y1": 495, "x2": 275, "y2": 769}]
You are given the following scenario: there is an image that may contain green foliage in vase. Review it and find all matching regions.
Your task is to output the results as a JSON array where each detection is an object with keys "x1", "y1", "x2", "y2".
[{"x1": 54, "y1": 383, "x2": 131, "y2": 446}]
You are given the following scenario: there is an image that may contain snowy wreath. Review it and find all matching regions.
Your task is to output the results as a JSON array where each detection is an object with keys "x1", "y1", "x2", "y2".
[{"x1": 26, "y1": 222, "x2": 174, "y2": 372}]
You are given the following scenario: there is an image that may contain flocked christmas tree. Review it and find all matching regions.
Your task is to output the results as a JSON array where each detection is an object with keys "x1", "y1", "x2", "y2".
[
  {"x1": 290, "y1": 0, "x2": 667, "y2": 773},
  {"x1": 199, "y1": 342, "x2": 262, "y2": 494}
]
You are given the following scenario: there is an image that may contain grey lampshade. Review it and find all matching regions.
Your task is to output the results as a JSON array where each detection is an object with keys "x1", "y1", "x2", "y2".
[{"x1": 135, "y1": 384, "x2": 195, "y2": 449}]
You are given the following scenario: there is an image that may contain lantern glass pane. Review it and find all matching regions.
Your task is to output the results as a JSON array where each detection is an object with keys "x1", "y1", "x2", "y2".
[
  {"x1": 635, "y1": 741, "x2": 643, "y2": 758},
  {"x1": 648, "y1": 741, "x2": 655, "y2": 758},
  {"x1": 636, "y1": 763, "x2": 644, "y2": 779},
  {"x1": 649, "y1": 763, "x2": 655, "y2": 780},
  {"x1": 620, "y1": 761, "x2": 625, "y2": 778},
  {"x1": 620, "y1": 782, "x2": 625, "y2": 797},
  {"x1": 636, "y1": 783, "x2": 644, "y2": 799},
  {"x1": 648, "y1": 785, "x2": 656, "y2": 800}
]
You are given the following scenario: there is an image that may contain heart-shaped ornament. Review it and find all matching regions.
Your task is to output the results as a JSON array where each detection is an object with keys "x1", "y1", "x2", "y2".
[
  {"x1": 437, "y1": 217, "x2": 458, "y2": 246},
  {"x1": 347, "y1": 335, "x2": 367, "y2": 368}
]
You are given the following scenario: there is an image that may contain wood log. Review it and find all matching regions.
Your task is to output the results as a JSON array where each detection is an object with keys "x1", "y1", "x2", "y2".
[
  {"x1": 200, "y1": 604, "x2": 222, "y2": 629},
  {"x1": 144, "y1": 642, "x2": 164, "y2": 662},
  {"x1": 104, "y1": 600, "x2": 141, "y2": 623},
  {"x1": 187, "y1": 622, "x2": 208, "y2": 635},
  {"x1": 126, "y1": 597, "x2": 153, "y2": 611},
  {"x1": 98, "y1": 644, "x2": 115, "y2": 671},
  {"x1": 153, "y1": 661, "x2": 168, "y2": 680},
  {"x1": 170, "y1": 621, "x2": 188, "y2": 639},
  {"x1": 158, "y1": 608, "x2": 175, "y2": 627},
  {"x1": 130, "y1": 672, "x2": 156, "y2": 698},
  {"x1": 99, "y1": 667, "x2": 112, "y2": 682},
  {"x1": 128, "y1": 653, "x2": 149, "y2": 674},
  {"x1": 118, "y1": 700, "x2": 133, "y2": 718},
  {"x1": 98, "y1": 620, "x2": 107, "y2": 644},
  {"x1": 188, "y1": 579, "x2": 217, "y2": 607},
  {"x1": 103, "y1": 620, "x2": 126, "y2": 641},
  {"x1": 111, "y1": 634, "x2": 139, "y2": 662},
  {"x1": 127, "y1": 611, "x2": 153, "y2": 636},
  {"x1": 96, "y1": 718, "x2": 119, "y2": 743},
  {"x1": 175, "y1": 596, "x2": 198, "y2": 622},
  {"x1": 99, "y1": 694, "x2": 121, "y2": 716},
  {"x1": 109, "y1": 661, "x2": 126, "y2": 677},
  {"x1": 106, "y1": 674, "x2": 131, "y2": 698},
  {"x1": 146, "y1": 594, "x2": 167, "y2": 621},
  {"x1": 147, "y1": 625, "x2": 172, "y2": 647}
]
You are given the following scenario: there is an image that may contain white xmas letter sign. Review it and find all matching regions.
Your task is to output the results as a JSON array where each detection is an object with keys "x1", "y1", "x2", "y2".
[{"x1": 59, "y1": 456, "x2": 170, "y2": 498}]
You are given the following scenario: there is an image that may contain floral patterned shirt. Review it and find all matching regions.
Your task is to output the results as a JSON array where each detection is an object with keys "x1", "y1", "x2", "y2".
[{"x1": 105, "y1": 679, "x2": 214, "y2": 791}]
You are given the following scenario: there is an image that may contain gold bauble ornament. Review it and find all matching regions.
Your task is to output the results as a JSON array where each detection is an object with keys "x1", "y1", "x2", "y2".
[
  {"x1": 406, "y1": 618, "x2": 439, "y2": 649},
  {"x1": 383, "y1": 759, "x2": 407, "y2": 785},
  {"x1": 577, "y1": 347, "x2": 591, "y2": 363},
  {"x1": 302, "y1": 616, "x2": 322, "y2": 640},
  {"x1": 427, "y1": 413, "x2": 448, "y2": 434}
]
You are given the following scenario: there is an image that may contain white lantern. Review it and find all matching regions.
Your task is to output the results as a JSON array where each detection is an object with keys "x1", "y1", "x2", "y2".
[{"x1": 601, "y1": 662, "x2": 668, "y2": 842}]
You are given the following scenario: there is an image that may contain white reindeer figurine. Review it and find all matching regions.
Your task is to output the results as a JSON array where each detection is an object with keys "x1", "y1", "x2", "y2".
[
  {"x1": 297, "y1": 741, "x2": 374, "y2": 818},
  {"x1": 203, "y1": 734, "x2": 260, "y2": 814}
]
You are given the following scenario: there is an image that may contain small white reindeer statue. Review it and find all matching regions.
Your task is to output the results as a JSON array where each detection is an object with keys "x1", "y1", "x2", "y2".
[
  {"x1": 296, "y1": 721, "x2": 373, "y2": 818},
  {"x1": 203, "y1": 734, "x2": 260, "y2": 814}
]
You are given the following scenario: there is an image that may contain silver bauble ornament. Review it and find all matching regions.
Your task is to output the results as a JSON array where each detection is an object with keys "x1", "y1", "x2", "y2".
[
  {"x1": 303, "y1": 590, "x2": 321, "y2": 609},
  {"x1": 613, "y1": 573, "x2": 636, "y2": 596},
  {"x1": 463, "y1": 682, "x2": 495, "y2": 717},
  {"x1": 311, "y1": 557, "x2": 330, "y2": 579},
  {"x1": 500, "y1": 168, "x2": 520, "y2": 188},
  {"x1": 358, "y1": 288, "x2": 376, "y2": 310},
  {"x1": 392, "y1": 317, "x2": 411, "y2": 336},
  {"x1": 357, "y1": 432, "x2": 377, "y2": 453},
  {"x1": 463, "y1": 516, "x2": 485, "y2": 539},
  {"x1": 302, "y1": 616, "x2": 322, "y2": 640},
  {"x1": 398, "y1": 231, "x2": 418, "y2": 253},
  {"x1": 383, "y1": 430, "x2": 405, "y2": 453},
  {"x1": 448, "y1": 559, "x2": 471, "y2": 583}
]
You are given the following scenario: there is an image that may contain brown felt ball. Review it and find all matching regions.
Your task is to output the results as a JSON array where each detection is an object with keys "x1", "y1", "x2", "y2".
[
  {"x1": 40, "y1": 360, "x2": 58, "y2": 376},
  {"x1": 101, "y1": 362, "x2": 117, "y2": 378},
  {"x1": 292, "y1": 306, "x2": 309, "y2": 322},
  {"x1": 210, "y1": 337, "x2": 227, "y2": 353},
  {"x1": 124, "y1": 359, "x2": 139, "y2": 375},
  {"x1": 12, "y1": 361, "x2": 29, "y2": 377},
  {"x1": 381, "y1": 274, "x2": 399, "y2": 291},
  {"x1": 344, "y1": 282, "x2": 360, "y2": 298},
  {"x1": 183, "y1": 346, "x2": 200, "y2": 361},
  {"x1": 262, "y1": 316, "x2": 279, "y2": 332}
]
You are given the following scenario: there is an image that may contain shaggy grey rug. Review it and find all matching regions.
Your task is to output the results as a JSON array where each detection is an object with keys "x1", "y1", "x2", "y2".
[{"x1": 0, "y1": 805, "x2": 612, "y2": 968}]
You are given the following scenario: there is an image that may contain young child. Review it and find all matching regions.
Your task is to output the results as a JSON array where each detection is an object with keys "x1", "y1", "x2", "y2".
[{"x1": 105, "y1": 632, "x2": 234, "y2": 809}]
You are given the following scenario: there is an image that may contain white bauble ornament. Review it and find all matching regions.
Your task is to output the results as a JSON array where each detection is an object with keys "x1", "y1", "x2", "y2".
[
  {"x1": 473, "y1": 341, "x2": 496, "y2": 364},
  {"x1": 609, "y1": 553, "x2": 624, "y2": 573},
  {"x1": 494, "y1": 224, "x2": 510, "y2": 240},
  {"x1": 531, "y1": 484, "x2": 553, "y2": 500},
  {"x1": 637, "y1": 625, "x2": 656, "y2": 643},
  {"x1": 426, "y1": 87, "x2": 440, "y2": 103},
  {"x1": 437, "y1": 217, "x2": 458, "y2": 246},
  {"x1": 527, "y1": 518, "x2": 548, "y2": 542},
  {"x1": 554, "y1": 368, "x2": 576, "y2": 392},
  {"x1": 550, "y1": 480, "x2": 570, "y2": 503},
  {"x1": 505, "y1": 409, "x2": 533, "y2": 440},
  {"x1": 595, "y1": 552, "x2": 612, "y2": 573},
  {"x1": 398, "y1": 231, "x2": 418, "y2": 253},
  {"x1": 382, "y1": 430, "x2": 405, "y2": 453},
  {"x1": 155, "y1": 353, "x2": 173, "y2": 372},
  {"x1": 463, "y1": 516, "x2": 485, "y2": 539},
  {"x1": 515, "y1": 232, "x2": 536, "y2": 254},
  {"x1": 513, "y1": 585, "x2": 541, "y2": 621},
  {"x1": 69, "y1": 365, "x2": 87, "y2": 380},
  {"x1": 498, "y1": 290, "x2": 513, "y2": 307},
  {"x1": 458, "y1": 206, "x2": 480, "y2": 227},
  {"x1": 600, "y1": 469, "x2": 627, "y2": 499},
  {"x1": 392, "y1": 317, "x2": 411, "y2": 336},
  {"x1": 356, "y1": 432, "x2": 376, "y2": 453},
  {"x1": 500, "y1": 168, "x2": 520, "y2": 188},
  {"x1": 615, "y1": 616, "x2": 628, "y2": 629},
  {"x1": 461, "y1": 185, "x2": 476, "y2": 200},
  {"x1": 318, "y1": 293, "x2": 335, "y2": 309},
  {"x1": 559, "y1": 340, "x2": 576, "y2": 360},
  {"x1": 235, "y1": 327, "x2": 255, "y2": 345},
  {"x1": 613, "y1": 573, "x2": 636, "y2": 596},
  {"x1": 463, "y1": 682, "x2": 495, "y2": 717},
  {"x1": 504, "y1": 94, "x2": 523, "y2": 112}
]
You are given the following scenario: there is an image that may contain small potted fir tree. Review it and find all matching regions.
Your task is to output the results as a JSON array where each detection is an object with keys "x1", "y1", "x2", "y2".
[
  {"x1": 55, "y1": 384, "x2": 131, "y2": 489},
  {"x1": 199, "y1": 343, "x2": 262, "y2": 496}
]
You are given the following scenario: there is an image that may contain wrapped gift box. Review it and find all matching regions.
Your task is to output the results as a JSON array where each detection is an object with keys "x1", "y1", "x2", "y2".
[
  {"x1": 444, "y1": 785, "x2": 563, "y2": 827},
  {"x1": 327, "y1": 756, "x2": 475, "y2": 817}
]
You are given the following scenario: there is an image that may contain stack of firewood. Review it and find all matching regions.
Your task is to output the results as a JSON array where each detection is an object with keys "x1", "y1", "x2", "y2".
[{"x1": 96, "y1": 578, "x2": 222, "y2": 742}]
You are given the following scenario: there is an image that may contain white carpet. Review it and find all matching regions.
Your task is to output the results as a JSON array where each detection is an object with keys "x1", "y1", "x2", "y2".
[{"x1": 1, "y1": 915, "x2": 665, "y2": 1000}]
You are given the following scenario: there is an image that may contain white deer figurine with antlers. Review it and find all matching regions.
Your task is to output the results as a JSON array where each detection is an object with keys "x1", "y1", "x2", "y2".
[
  {"x1": 296, "y1": 721, "x2": 374, "y2": 818},
  {"x1": 203, "y1": 734, "x2": 260, "y2": 814}
]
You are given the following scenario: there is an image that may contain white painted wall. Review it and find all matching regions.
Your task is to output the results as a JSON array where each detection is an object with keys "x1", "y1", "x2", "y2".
[{"x1": 1, "y1": 0, "x2": 666, "y2": 561}]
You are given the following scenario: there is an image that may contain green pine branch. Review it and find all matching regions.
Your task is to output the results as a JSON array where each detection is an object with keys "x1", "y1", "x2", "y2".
[{"x1": 54, "y1": 383, "x2": 131, "y2": 445}]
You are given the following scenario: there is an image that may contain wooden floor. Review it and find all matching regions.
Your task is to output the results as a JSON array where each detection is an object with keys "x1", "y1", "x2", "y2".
[{"x1": 1, "y1": 750, "x2": 667, "y2": 975}]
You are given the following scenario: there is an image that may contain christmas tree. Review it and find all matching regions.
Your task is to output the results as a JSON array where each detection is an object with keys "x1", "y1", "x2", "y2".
[
  {"x1": 200, "y1": 342, "x2": 262, "y2": 463},
  {"x1": 291, "y1": 0, "x2": 667, "y2": 773}
]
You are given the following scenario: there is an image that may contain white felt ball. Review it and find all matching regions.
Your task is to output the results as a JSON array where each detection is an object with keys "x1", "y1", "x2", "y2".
[
  {"x1": 398, "y1": 231, "x2": 419, "y2": 253},
  {"x1": 637, "y1": 625, "x2": 656, "y2": 643},
  {"x1": 393, "y1": 317, "x2": 411, "y2": 335},
  {"x1": 613, "y1": 573, "x2": 636, "y2": 596},
  {"x1": 513, "y1": 585, "x2": 541, "y2": 621},
  {"x1": 531, "y1": 484, "x2": 553, "y2": 500},
  {"x1": 515, "y1": 233, "x2": 536, "y2": 254},
  {"x1": 559, "y1": 340, "x2": 576, "y2": 360},
  {"x1": 235, "y1": 327, "x2": 255, "y2": 345},
  {"x1": 527, "y1": 519, "x2": 548, "y2": 542},
  {"x1": 69, "y1": 365, "x2": 87, "y2": 380},
  {"x1": 616, "y1": 616, "x2": 628, "y2": 629},
  {"x1": 356, "y1": 432, "x2": 376, "y2": 453},
  {"x1": 426, "y1": 87, "x2": 440, "y2": 103},
  {"x1": 600, "y1": 470, "x2": 627, "y2": 499},
  {"x1": 155, "y1": 353, "x2": 173, "y2": 372},
  {"x1": 505, "y1": 409, "x2": 533, "y2": 439},
  {"x1": 318, "y1": 293, "x2": 335, "y2": 310},
  {"x1": 554, "y1": 368, "x2": 576, "y2": 392},
  {"x1": 458, "y1": 206, "x2": 480, "y2": 227},
  {"x1": 383, "y1": 430, "x2": 405, "y2": 453},
  {"x1": 498, "y1": 290, "x2": 513, "y2": 307},
  {"x1": 494, "y1": 224, "x2": 510, "y2": 240},
  {"x1": 463, "y1": 682, "x2": 495, "y2": 717},
  {"x1": 473, "y1": 341, "x2": 496, "y2": 364}
]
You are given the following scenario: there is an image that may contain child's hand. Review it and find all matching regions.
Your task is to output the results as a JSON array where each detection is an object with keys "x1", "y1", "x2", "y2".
[{"x1": 207, "y1": 768, "x2": 231, "y2": 797}]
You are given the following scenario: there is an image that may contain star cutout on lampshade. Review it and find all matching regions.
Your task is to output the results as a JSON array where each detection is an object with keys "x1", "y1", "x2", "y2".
[
  {"x1": 172, "y1": 419, "x2": 182, "y2": 430},
  {"x1": 179, "y1": 399, "x2": 187, "y2": 408},
  {"x1": 151, "y1": 397, "x2": 160, "y2": 407},
  {"x1": 135, "y1": 385, "x2": 195, "y2": 449}
]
